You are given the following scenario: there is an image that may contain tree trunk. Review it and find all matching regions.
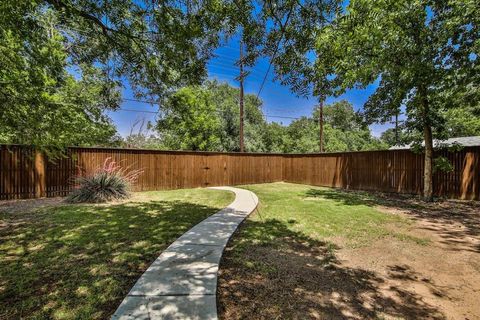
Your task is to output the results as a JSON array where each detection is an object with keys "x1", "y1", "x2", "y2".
[
  {"x1": 423, "y1": 122, "x2": 434, "y2": 201},
  {"x1": 34, "y1": 151, "x2": 47, "y2": 198},
  {"x1": 420, "y1": 86, "x2": 434, "y2": 202}
]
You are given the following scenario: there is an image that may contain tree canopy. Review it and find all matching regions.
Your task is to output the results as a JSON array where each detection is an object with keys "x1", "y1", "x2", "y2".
[
  {"x1": 0, "y1": 0, "x2": 228, "y2": 152},
  {"x1": 0, "y1": 6, "x2": 120, "y2": 154},
  {"x1": 308, "y1": 0, "x2": 479, "y2": 200},
  {"x1": 147, "y1": 84, "x2": 386, "y2": 153},
  {"x1": 0, "y1": 0, "x2": 341, "y2": 152},
  {"x1": 155, "y1": 81, "x2": 265, "y2": 151}
]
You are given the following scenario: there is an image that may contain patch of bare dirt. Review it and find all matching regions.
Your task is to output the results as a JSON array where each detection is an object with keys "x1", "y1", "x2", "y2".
[
  {"x1": 0, "y1": 197, "x2": 64, "y2": 215},
  {"x1": 218, "y1": 196, "x2": 480, "y2": 320},
  {"x1": 0, "y1": 192, "x2": 155, "y2": 217},
  {"x1": 0, "y1": 198, "x2": 65, "y2": 232}
]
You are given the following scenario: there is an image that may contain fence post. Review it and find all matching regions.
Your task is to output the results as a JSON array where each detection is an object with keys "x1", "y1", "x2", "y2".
[{"x1": 34, "y1": 151, "x2": 46, "y2": 198}]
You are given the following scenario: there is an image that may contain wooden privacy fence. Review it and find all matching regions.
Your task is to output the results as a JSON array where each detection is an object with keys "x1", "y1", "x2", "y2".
[
  {"x1": 283, "y1": 147, "x2": 480, "y2": 200},
  {"x1": 1, "y1": 145, "x2": 479, "y2": 200},
  {"x1": 0, "y1": 145, "x2": 284, "y2": 200}
]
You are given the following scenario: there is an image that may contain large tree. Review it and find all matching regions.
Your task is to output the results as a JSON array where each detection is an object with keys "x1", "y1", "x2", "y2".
[
  {"x1": 0, "y1": 6, "x2": 120, "y2": 153},
  {"x1": 263, "y1": 122, "x2": 291, "y2": 153},
  {"x1": 36, "y1": 0, "x2": 225, "y2": 99},
  {"x1": 1, "y1": 0, "x2": 340, "y2": 152},
  {"x1": 313, "y1": 0, "x2": 479, "y2": 200},
  {"x1": 0, "y1": 0, "x2": 227, "y2": 152},
  {"x1": 157, "y1": 86, "x2": 222, "y2": 151},
  {"x1": 156, "y1": 80, "x2": 266, "y2": 152},
  {"x1": 285, "y1": 101, "x2": 386, "y2": 153}
]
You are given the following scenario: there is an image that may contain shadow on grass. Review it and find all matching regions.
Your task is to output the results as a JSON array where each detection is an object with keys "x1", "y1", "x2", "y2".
[
  {"x1": 305, "y1": 188, "x2": 480, "y2": 253},
  {"x1": 0, "y1": 200, "x2": 223, "y2": 319},
  {"x1": 218, "y1": 218, "x2": 446, "y2": 320}
]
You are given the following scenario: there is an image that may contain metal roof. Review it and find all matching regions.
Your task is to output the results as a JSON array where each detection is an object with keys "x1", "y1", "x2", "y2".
[{"x1": 389, "y1": 136, "x2": 480, "y2": 150}]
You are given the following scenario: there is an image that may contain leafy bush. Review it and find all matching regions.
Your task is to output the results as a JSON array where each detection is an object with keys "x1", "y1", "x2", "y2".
[
  {"x1": 433, "y1": 156, "x2": 454, "y2": 173},
  {"x1": 67, "y1": 158, "x2": 142, "y2": 203}
]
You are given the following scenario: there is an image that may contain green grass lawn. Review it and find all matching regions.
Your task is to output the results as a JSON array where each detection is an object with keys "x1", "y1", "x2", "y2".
[
  {"x1": 240, "y1": 182, "x2": 424, "y2": 248},
  {"x1": 218, "y1": 183, "x2": 432, "y2": 319},
  {"x1": 0, "y1": 188, "x2": 234, "y2": 320},
  {"x1": 219, "y1": 182, "x2": 427, "y2": 288}
]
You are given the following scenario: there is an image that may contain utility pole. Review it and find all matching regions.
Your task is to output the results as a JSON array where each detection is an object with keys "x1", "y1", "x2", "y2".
[
  {"x1": 318, "y1": 96, "x2": 324, "y2": 153},
  {"x1": 239, "y1": 41, "x2": 245, "y2": 152},
  {"x1": 394, "y1": 111, "x2": 399, "y2": 145}
]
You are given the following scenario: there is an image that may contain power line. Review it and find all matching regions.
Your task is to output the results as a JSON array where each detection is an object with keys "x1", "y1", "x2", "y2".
[
  {"x1": 61, "y1": 25, "x2": 269, "y2": 86},
  {"x1": 115, "y1": 107, "x2": 305, "y2": 123},
  {"x1": 208, "y1": 65, "x2": 265, "y2": 79},
  {"x1": 211, "y1": 52, "x2": 239, "y2": 60},
  {"x1": 265, "y1": 107, "x2": 299, "y2": 114},
  {"x1": 115, "y1": 107, "x2": 404, "y2": 126},
  {"x1": 208, "y1": 71, "x2": 235, "y2": 79},
  {"x1": 265, "y1": 115, "x2": 301, "y2": 120},
  {"x1": 208, "y1": 62, "x2": 267, "y2": 76},
  {"x1": 216, "y1": 44, "x2": 239, "y2": 51},
  {"x1": 256, "y1": 5, "x2": 295, "y2": 99},
  {"x1": 115, "y1": 108, "x2": 158, "y2": 114},
  {"x1": 123, "y1": 98, "x2": 159, "y2": 104}
]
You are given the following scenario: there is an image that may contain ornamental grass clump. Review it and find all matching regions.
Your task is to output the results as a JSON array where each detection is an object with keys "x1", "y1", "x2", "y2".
[{"x1": 66, "y1": 158, "x2": 142, "y2": 203}]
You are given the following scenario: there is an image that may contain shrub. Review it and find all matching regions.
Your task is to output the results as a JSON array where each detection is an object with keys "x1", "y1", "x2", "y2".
[{"x1": 66, "y1": 158, "x2": 142, "y2": 203}]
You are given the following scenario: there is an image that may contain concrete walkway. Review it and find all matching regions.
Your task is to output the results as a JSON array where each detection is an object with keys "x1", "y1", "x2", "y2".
[{"x1": 111, "y1": 186, "x2": 258, "y2": 320}]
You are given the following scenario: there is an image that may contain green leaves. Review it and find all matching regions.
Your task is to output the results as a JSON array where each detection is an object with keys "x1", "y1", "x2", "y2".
[
  {"x1": 43, "y1": 0, "x2": 228, "y2": 99},
  {"x1": 156, "y1": 84, "x2": 222, "y2": 151},
  {"x1": 313, "y1": 0, "x2": 479, "y2": 139},
  {"x1": 154, "y1": 88, "x2": 385, "y2": 153},
  {"x1": 0, "y1": 6, "x2": 120, "y2": 154},
  {"x1": 156, "y1": 80, "x2": 265, "y2": 152},
  {"x1": 0, "y1": 0, "x2": 235, "y2": 154}
]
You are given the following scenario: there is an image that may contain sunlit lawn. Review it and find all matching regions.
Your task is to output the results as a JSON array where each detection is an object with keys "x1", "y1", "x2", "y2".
[
  {"x1": 218, "y1": 183, "x2": 432, "y2": 319},
  {"x1": 0, "y1": 188, "x2": 234, "y2": 320},
  {"x1": 240, "y1": 182, "x2": 425, "y2": 248}
]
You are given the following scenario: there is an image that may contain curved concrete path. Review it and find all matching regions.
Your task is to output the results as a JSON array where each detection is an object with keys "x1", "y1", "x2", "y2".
[{"x1": 111, "y1": 186, "x2": 258, "y2": 320}]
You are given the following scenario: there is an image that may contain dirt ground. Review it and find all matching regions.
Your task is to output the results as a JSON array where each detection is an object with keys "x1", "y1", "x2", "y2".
[
  {"x1": 0, "y1": 197, "x2": 64, "y2": 215},
  {"x1": 218, "y1": 193, "x2": 480, "y2": 320}
]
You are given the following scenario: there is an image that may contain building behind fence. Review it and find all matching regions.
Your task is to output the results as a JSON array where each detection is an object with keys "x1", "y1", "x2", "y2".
[{"x1": 1, "y1": 145, "x2": 479, "y2": 200}]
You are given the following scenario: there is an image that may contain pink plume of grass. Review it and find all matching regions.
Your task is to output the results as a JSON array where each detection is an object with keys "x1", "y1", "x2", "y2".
[
  {"x1": 71, "y1": 158, "x2": 143, "y2": 189},
  {"x1": 100, "y1": 158, "x2": 143, "y2": 184}
]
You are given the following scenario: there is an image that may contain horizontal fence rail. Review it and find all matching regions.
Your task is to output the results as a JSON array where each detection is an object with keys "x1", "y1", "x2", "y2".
[{"x1": 1, "y1": 145, "x2": 479, "y2": 200}]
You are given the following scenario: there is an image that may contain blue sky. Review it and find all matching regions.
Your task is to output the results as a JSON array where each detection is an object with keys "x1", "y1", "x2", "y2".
[{"x1": 108, "y1": 36, "x2": 394, "y2": 137}]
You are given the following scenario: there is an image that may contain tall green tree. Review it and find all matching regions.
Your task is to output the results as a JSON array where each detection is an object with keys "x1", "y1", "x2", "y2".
[
  {"x1": 285, "y1": 117, "x2": 319, "y2": 153},
  {"x1": 380, "y1": 127, "x2": 409, "y2": 147},
  {"x1": 316, "y1": 100, "x2": 363, "y2": 132},
  {"x1": 0, "y1": 6, "x2": 120, "y2": 154},
  {"x1": 443, "y1": 106, "x2": 480, "y2": 137},
  {"x1": 206, "y1": 81, "x2": 266, "y2": 152},
  {"x1": 313, "y1": 0, "x2": 479, "y2": 200},
  {"x1": 157, "y1": 86, "x2": 222, "y2": 151},
  {"x1": 0, "y1": 0, "x2": 228, "y2": 152},
  {"x1": 156, "y1": 81, "x2": 266, "y2": 152},
  {"x1": 283, "y1": 101, "x2": 387, "y2": 153},
  {"x1": 263, "y1": 122, "x2": 291, "y2": 153}
]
